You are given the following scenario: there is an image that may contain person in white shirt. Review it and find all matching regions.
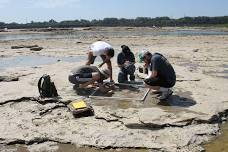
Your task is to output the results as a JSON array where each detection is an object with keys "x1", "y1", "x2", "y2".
[{"x1": 86, "y1": 41, "x2": 115, "y2": 82}]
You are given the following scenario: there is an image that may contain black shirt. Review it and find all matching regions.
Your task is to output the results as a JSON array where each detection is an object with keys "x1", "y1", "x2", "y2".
[
  {"x1": 117, "y1": 51, "x2": 135, "y2": 65},
  {"x1": 71, "y1": 65, "x2": 105, "y2": 83},
  {"x1": 149, "y1": 53, "x2": 176, "y2": 82}
]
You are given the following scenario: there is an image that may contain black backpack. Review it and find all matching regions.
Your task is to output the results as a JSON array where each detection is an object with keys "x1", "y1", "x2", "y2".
[{"x1": 38, "y1": 74, "x2": 58, "y2": 98}]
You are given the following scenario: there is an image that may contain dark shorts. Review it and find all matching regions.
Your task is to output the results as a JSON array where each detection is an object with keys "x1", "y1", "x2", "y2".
[
  {"x1": 68, "y1": 74, "x2": 91, "y2": 85},
  {"x1": 88, "y1": 54, "x2": 106, "y2": 64},
  {"x1": 144, "y1": 77, "x2": 175, "y2": 88}
]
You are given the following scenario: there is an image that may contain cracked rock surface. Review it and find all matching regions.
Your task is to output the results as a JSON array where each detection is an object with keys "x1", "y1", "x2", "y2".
[{"x1": 0, "y1": 27, "x2": 228, "y2": 152}]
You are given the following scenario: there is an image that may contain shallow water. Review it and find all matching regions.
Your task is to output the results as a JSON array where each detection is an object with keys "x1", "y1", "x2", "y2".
[
  {"x1": 4, "y1": 144, "x2": 149, "y2": 152},
  {"x1": 1, "y1": 29, "x2": 228, "y2": 41},
  {"x1": 204, "y1": 122, "x2": 228, "y2": 152},
  {"x1": 57, "y1": 144, "x2": 148, "y2": 152},
  {"x1": 0, "y1": 55, "x2": 86, "y2": 71}
]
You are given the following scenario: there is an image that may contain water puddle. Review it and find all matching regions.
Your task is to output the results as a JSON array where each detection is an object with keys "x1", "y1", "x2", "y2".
[
  {"x1": 0, "y1": 55, "x2": 86, "y2": 71},
  {"x1": 57, "y1": 144, "x2": 148, "y2": 152},
  {"x1": 204, "y1": 122, "x2": 228, "y2": 152},
  {"x1": 90, "y1": 88, "x2": 198, "y2": 115},
  {"x1": 3, "y1": 144, "x2": 148, "y2": 152}
]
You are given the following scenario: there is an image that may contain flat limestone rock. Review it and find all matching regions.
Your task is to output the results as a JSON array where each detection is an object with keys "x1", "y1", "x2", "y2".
[
  {"x1": 0, "y1": 76, "x2": 19, "y2": 82},
  {"x1": 138, "y1": 108, "x2": 199, "y2": 127}
]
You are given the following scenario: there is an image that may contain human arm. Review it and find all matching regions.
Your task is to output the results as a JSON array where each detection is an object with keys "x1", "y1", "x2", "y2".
[
  {"x1": 117, "y1": 53, "x2": 125, "y2": 68},
  {"x1": 147, "y1": 56, "x2": 159, "y2": 78},
  {"x1": 106, "y1": 60, "x2": 113, "y2": 82},
  {"x1": 86, "y1": 51, "x2": 94, "y2": 65}
]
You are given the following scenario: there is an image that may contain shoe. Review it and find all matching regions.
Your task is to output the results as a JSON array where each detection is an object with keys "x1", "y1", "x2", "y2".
[{"x1": 158, "y1": 89, "x2": 173, "y2": 100}]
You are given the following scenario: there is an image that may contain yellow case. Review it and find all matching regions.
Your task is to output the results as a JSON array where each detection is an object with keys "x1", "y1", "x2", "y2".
[{"x1": 72, "y1": 100, "x2": 87, "y2": 109}]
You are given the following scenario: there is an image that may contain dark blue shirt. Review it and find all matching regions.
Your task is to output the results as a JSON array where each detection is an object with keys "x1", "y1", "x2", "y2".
[
  {"x1": 149, "y1": 53, "x2": 176, "y2": 82},
  {"x1": 117, "y1": 51, "x2": 135, "y2": 65}
]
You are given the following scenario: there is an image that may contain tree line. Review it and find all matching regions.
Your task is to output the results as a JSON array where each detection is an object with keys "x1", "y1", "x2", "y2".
[{"x1": 1, "y1": 16, "x2": 228, "y2": 29}]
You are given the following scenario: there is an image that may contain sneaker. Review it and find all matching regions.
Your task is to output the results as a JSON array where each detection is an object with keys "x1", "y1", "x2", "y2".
[{"x1": 158, "y1": 89, "x2": 173, "y2": 100}]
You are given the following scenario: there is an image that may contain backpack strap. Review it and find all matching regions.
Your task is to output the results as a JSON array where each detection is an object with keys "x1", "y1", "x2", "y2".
[
  {"x1": 38, "y1": 74, "x2": 50, "y2": 98},
  {"x1": 38, "y1": 75, "x2": 44, "y2": 95}
]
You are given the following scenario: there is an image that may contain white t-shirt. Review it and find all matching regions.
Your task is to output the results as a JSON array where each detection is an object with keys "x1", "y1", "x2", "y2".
[{"x1": 90, "y1": 41, "x2": 112, "y2": 56}]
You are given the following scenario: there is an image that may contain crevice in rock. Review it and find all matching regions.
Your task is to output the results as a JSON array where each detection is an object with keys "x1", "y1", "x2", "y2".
[
  {"x1": 0, "y1": 97, "x2": 66, "y2": 106},
  {"x1": 39, "y1": 104, "x2": 67, "y2": 116},
  {"x1": 82, "y1": 144, "x2": 162, "y2": 151},
  {"x1": 208, "y1": 109, "x2": 228, "y2": 123},
  {"x1": 176, "y1": 79, "x2": 201, "y2": 82},
  {"x1": 6, "y1": 137, "x2": 69, "y2": 146},
  {"x1": 0, "y1": 97, "x2": 37, "y2": 106},
  {"x1": 95, "y1": 116, "x2": 121, "y2": 123},
  {"x1": 35, "y1": 97, "x2": 66, "y2": 105},
  {"x1": 109, "y1": 113, "x2": 128, "y2": 119}
]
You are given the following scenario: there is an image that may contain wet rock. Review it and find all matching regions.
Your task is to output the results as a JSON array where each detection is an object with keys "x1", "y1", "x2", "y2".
[
  {"x1": 0, "y1": 76, "x2": 19, "y2": 82},
  {"x1": 83, "y1": 27, "x2": 93, "y2": 31},
  {"x1": 11, "y1": 44, "x2": 43, "y2": 51},
  {"x1": 193, "y1": 49, "x2": 199, "y2": 52},
  {"x1": 11, "y1": 45, "x2": 39, "y2": 49},
  {"x1": 11, "y1": 45, "x2": 25, "y2": 49},
  {"x1": 30, "y1": 47, "x2": 43, "y2": 51}
]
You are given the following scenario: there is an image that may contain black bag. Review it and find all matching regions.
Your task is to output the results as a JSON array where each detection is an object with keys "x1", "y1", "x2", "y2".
[{"x1": 38, "y1": 74, "x2": 58, "y2": 98}]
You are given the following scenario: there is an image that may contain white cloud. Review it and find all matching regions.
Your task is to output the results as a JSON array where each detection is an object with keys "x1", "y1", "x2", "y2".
[{"x1": 26, "y1": 0, "x2": 81, "y2": 9}]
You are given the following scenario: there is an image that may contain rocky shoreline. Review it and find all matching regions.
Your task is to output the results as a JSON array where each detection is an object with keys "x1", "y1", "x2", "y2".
[{"x1": 0, "y1": 27, "x2": 228, "y2": 152}]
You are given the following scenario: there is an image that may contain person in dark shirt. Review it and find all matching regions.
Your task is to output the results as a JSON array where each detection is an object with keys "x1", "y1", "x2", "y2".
[
  {"x1": 68, "y1": 65, "x2": 111, "y2": 92},
  {"x1": 138, "y1": 51, "x2": 176, "y2": 100},
  {"x1": 117, "y1": 45, "x2": 136, "y2": 83}
]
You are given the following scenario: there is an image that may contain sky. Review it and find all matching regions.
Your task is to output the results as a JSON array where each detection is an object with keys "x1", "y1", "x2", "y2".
[{"x1": 0, "y1": 0, "x2": 228, "y2": 23}]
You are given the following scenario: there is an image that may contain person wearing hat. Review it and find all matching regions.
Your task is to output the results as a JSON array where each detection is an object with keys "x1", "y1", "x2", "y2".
[
  {"x1": 68, "y1": 65, "x2": 111, "y2": 92},
  {"x1": 138, "y1": 51, "x2": 176, "y2": 100},
  {"x1": 117, "y1": 45, "x2": 136, "y2": 83},
  {"x1": 86, "y1": 41, "x2": 115, "y2": 82}
]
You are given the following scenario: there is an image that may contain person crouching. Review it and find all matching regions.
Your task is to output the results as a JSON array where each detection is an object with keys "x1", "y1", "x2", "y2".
[
  {"x1": 68, "y1": 65, "x2": 111, "y2": 92},
  {"x1": 138, "y1": 51, "x2": 176, "y2": 100}
]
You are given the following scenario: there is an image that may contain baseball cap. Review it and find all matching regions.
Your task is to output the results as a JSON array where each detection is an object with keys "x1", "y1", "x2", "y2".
[{"x1": 138, "y1": 50, "x2": 149, "y2": 63}]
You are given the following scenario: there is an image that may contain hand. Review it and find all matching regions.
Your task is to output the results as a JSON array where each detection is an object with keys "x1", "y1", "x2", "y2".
[{"x1": 143, "y1": 63, "x2": 148, "y2": 68}]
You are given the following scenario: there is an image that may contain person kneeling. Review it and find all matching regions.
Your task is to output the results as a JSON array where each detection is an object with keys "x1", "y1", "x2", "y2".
[
  {"x1": 117, "y1": 45, "x2": 136, "y2": 83},
  {"x1": 138, "y1": 51, "x2": 176, "y2": 100},
  {"x1": 68, "y1": 65, "x2": 111, "y2": 93}
]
